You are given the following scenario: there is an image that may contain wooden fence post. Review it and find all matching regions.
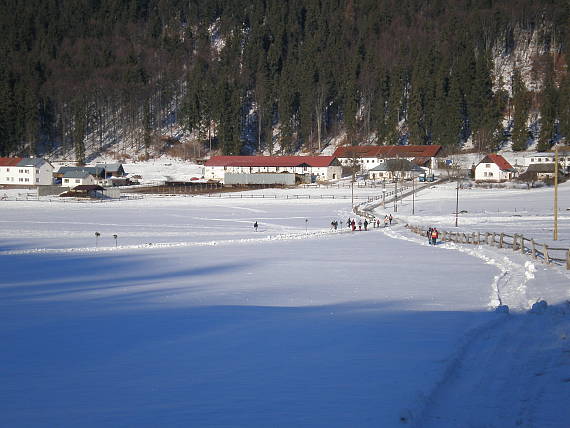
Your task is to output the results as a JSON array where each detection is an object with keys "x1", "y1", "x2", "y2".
[
  {"x1": 520, "y1": 236, "x2": 526, "y2": 254},
  {"x1": 531, "y1": 239, "x2": 537, "y2": 259},
  {"x1": 492, "y1": 233, "x2": 496, "y2": 247},
  {"x1": 567, "y1": 250, "x2": 570, "y2": 270},
  {"x1": 513, "y1": 234, "x2": 518, "y2": 251},
  {"x1": 544, "y1": 244, "x2": 550, "y2": 264},
  {"x1": 499, "y1": 233, "x2": 504, "y2": 248}
]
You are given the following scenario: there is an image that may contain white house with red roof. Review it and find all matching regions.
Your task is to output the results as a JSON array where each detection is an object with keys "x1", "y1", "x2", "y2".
[
  {"x1": 204, "y1": 156, "x2": 342, "y2": 182},
  {"x1": 0, "y1": 157, "x2": 54, "y2": 186},
  {"x1": 474, "y1": 154, "x2": 517, "y2": 182},
  {"x1": 332, "y1": 145, "x2": 442, "y2": 175}
]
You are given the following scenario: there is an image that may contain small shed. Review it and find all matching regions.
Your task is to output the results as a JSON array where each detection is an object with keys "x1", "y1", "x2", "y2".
[{"x1": 60, "y1": 185, "x2": 105, "y2": 198}]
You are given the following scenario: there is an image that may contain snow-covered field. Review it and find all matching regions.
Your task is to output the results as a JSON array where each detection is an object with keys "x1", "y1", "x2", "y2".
[{"x1": 1, "y1": 179, "x2": 569, "y2": 427}]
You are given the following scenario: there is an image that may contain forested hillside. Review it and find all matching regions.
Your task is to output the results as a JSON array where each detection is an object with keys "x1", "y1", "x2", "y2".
[{"x1": 1, "y1": 0, "x2": 569, "y2": 161}]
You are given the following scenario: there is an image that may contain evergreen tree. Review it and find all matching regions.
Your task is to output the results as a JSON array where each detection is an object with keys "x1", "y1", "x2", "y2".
[
  {"x1": 511, "y1": 69, "x2": 531, "y2": 151},
  {"x1": 538, "y1": 61, "x2": 558, "y2": 152}
]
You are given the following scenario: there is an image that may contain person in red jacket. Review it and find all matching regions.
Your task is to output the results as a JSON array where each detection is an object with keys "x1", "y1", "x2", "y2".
[{"x1": 431, "y1": 228, "x2": 439, "y2": 245}]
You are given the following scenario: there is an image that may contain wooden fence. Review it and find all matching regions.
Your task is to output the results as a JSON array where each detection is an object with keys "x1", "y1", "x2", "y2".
[{"x1": 407, "y1": 225, "x2": 570, "y2": 270}]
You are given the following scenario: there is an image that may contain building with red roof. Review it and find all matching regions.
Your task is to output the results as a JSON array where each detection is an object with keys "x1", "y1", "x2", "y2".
[
  {"x1": 332, "y1": 145, "x2": 442, "y2": 174},
  {"x1": 0, "y1": 157, "x2": 54, "y2": 186},
  {"x1": 204, "y1": 156, "x2": 342, "y2": 182},
  {"x1": 475, "y1": 154, "x2": 517, "y2": 182}
]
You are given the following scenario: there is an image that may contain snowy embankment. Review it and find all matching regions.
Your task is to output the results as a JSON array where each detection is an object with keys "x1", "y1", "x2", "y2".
[{"x1": 1, "y1": 182, "x2": 569, "y2": 427}]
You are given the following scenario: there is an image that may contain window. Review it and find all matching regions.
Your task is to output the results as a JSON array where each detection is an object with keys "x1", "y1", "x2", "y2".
[
  {"x1": 75, "y1": 179, "x2": 80, "y2": 183},
  {"x1": 489, "y1": 172, "x2": 493, "y2": 177},
  {"x1": 36, "y1": 178, "x2": 39, "y2": 182},
  {"x1": 486, "y1": 164, "x2": 490, "y2": 168},
  {"x1": 6, "y1": 168, "x2": 9, "y2": 172}
]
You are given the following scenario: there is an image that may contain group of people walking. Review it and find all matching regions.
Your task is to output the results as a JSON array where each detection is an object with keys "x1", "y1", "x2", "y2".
[{"x1": 426, "y1": 227, "x2": 439, "y2": 245}]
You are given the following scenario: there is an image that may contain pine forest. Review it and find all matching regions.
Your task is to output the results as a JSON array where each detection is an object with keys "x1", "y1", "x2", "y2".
[{"x1": 1, "y1": 0, "x2": 569, "y2": 162}]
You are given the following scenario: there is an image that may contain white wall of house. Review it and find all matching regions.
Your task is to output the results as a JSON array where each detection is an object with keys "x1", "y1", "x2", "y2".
[
  {"x1": 525, "y1": 153, "x2": 570, "y2": 170},
  {"x1": 0, "y1": 162, "x2": 53, "y2": 186},
  {"x1": 62, "y1": 175, "x2": 96, "y2": 188},
  {"x1": 204, "y1": 165, "x2": 342, "y2": 182},
  {"x1": 338, "y1": 156, "x2": 435, "y2": 173},
  {"x1": 474, "y1": 163, "x2": 513, "y2": 182}
]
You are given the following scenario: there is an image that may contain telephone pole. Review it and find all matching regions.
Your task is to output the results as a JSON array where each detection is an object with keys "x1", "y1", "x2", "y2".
[{"x1": 554, "y1": 146, "x2": 559, "y2": 240}]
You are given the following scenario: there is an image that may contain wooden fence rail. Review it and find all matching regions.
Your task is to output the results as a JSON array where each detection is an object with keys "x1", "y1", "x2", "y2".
[{"x1": 406, "y1": 225, "x2": 570, "y2": 270}]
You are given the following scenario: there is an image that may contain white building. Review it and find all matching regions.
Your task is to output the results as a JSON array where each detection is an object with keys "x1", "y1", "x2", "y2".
[
  {"x1": 367, "y1": 159, "x2": 425, "y2": 181},
  {"x1": 62, "y1": 171, "x2": 96, "y2": 188},
  {"x1": 204, "y1": 156, "x2": 342, "y2": 182},
  {"x1": 474, "y1": 154, "x2": 517, "y2": 182},
  {"x1": 524, "y1": 151, "x2": 570, "y2": 173},
  {"x1": 0, "y1": 157, "x2": 54, "y2": 186},
  {"x1": 332, "y1": 145, "x2": 442, "y2": 175}
]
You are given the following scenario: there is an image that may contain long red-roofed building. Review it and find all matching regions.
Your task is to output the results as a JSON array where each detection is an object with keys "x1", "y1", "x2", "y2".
[
  {"x1": 332, "y1": 145, "x2": 442, "y2": 173},
  {"x1": 204, "y1": 156, "x2": 342, "y2": 181}
]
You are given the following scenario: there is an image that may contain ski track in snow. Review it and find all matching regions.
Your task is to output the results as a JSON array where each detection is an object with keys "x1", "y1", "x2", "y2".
[
  {"x1": 0, "y1": 228, "x2": 356, "y2": 256},
  {"x1": 380, "y1": 224, "x2": 570, "y2": 427}
]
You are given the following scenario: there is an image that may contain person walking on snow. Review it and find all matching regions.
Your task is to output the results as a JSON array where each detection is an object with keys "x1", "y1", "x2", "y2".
[
  {"x1": 389, "y1": 214, "x2": 393, "y2": 225},
  {"x1": 384, "y1": 216, "x2": 389, "y2": 227},
  {"x1": 347, "y1": 218, "x2": 352, "y2": 228},
  {"x1": 351, "y1": 219, "x2": 356, "y2": 231},
  {"x1": 427, "y1": 227, "x2": 433, "y2": 244},
  {"x1": 254, "y1": 221, "x2": 258, "y2": 232},
  {"x1": 358, "y1": 220, "x2": 362, "y2": 231},
  {"x1": 364, "y1": 219, "x2": 368, "y2": 231},
  {"x1": 431, "y1": 228, "x2": 439, "y2": 245}
]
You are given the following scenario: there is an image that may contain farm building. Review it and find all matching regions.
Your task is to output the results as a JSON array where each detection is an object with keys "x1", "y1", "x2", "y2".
[
  {"x1": 332, "y1": 145, "x2": 442, "y2": 175},
  {"x1": 204, "y1": 156, "x2": 342, "y2": 182},
  {"x1": 367, "y1": 159, "x2": 425, "y2": 181}
]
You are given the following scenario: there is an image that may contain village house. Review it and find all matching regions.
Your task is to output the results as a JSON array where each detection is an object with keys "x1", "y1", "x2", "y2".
[
  {"x1": 524, "y1": 151, "x2": 570, "y2": 173},
  {"x1": 0, "y1": 157, "x2": 54, "y2": 186},
  {"x1": 55, "y1": 163, "x2": 126, "y2": 186},
  {"x1": 204, "y1": 156, "x2": 343, "y2": 182},
  {"x1": 474, "y1": 154, "x2": 517, "y2": 182},
  {"x1": 520, "y1": 163, "x2": 565, "y2": 182},
  {"x1": 62, "y1": 170, "x2": 97, "y2": 187},
  {"x1": 332, "y1": 145, "x2": 442, "y2": 176},
  {"x1": 368, "y1": 159, "x2": 425, "y2": 181},
  {"x1": 95, "y1": 163, "x2": 126, "y2": 178}
]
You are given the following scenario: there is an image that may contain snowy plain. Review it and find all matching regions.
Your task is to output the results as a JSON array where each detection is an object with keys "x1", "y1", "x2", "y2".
[{"x1": 1, "y1": 177, "x2": 570, "y2": 427}]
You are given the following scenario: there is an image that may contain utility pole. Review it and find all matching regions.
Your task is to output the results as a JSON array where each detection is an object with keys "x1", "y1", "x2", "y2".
[
  {"x1": 394, "y1": 176, "x2": 398, "y2": 212},
  {"x1": 554, "y1": 146, "x2": 559, "y2": 240},
  {"x1": 412, "y1": 175, "x2": 415, "y2": 215},
  {"x1": 455, "y1": 178, "x2": 460, "y2": 227}
]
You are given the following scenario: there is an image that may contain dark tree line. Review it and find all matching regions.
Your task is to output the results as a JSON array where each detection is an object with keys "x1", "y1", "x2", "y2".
[{"x1": 0, "y1": 0, "x2": 569, "y2": 159}]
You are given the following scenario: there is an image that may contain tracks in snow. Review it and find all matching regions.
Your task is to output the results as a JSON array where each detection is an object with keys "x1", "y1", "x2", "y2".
[{"x1": 382, "y1": 225, "x2": 570, "y2": 427}]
